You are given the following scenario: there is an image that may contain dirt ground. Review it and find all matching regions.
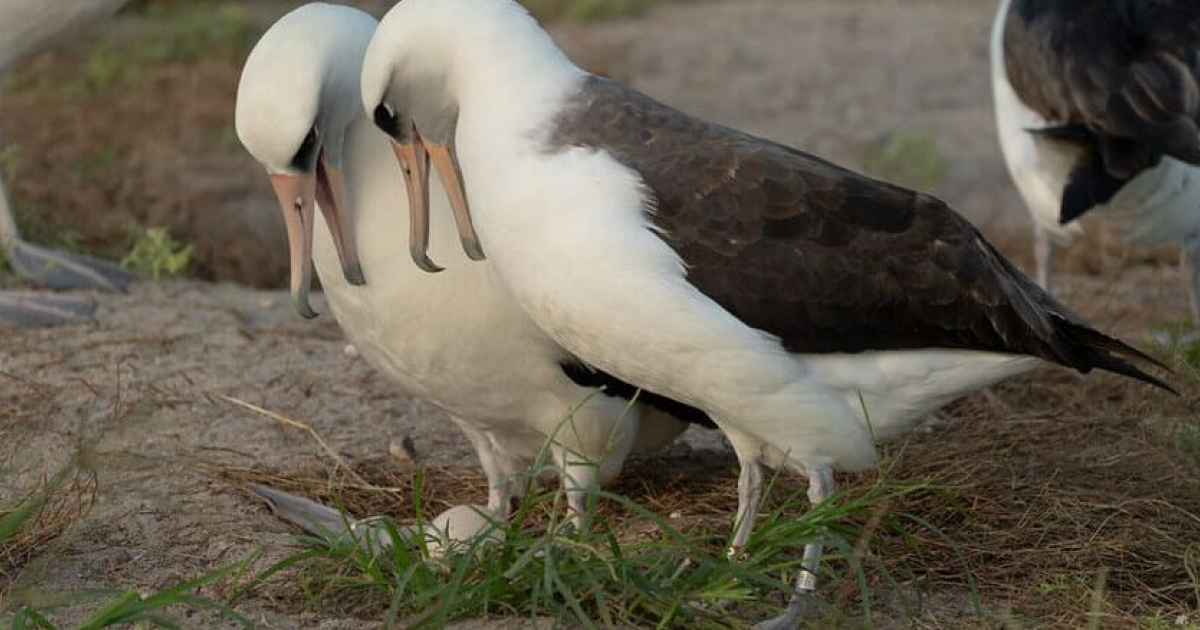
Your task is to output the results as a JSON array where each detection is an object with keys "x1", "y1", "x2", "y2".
[{"x1": 2, "y1": 0, "x2": 1199, "y2": 628}]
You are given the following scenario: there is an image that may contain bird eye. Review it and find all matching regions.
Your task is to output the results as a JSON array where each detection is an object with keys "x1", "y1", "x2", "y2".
[
  {"x1": 291, "y1": 127, "x2": 320, "y2": 171},
  {"x1": 373, "y1": 103, "x2": 402, "y2": 139}
]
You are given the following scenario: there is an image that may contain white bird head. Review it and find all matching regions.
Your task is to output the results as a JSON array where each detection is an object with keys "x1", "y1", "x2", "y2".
[
  {"x1": 235, "y1": 3, "x2": 376, "y2": 318},
  {"x1": 361, "y1": 0, "x2": 568, "y2": 271}
]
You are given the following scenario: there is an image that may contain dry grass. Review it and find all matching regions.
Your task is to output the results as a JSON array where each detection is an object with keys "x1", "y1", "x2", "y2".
[
  {"x1": 212, "y1": 286, "x2": 1200, "y2": 627},
  {"x1": 0, "y1": 444, "x2": 98, "y2": 597}
]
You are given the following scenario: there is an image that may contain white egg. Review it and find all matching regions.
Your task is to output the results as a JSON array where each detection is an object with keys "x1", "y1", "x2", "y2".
[{"x1": 423, "y1": 504, "x2": 504, "y2": 558}]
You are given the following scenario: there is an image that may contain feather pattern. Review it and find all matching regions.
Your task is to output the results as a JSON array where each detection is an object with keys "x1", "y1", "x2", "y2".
[
  {"x1": 1002, "y1": 0, "x2": 1200, "y2": 221},
  {"x1": 547, "y1": 76, "x2": 1170, "y2": 390}
]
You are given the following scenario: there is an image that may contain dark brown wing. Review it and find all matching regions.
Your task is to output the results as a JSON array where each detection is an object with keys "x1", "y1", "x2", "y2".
[
  {"x1": 1003, "y1": 0, "x2": 1200, "y2": 220},
  {"x1": 547, "y1": 76, "x2": 1170, "y2": 390}
]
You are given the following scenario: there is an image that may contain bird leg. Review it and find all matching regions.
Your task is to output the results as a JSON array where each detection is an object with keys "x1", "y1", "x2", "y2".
[
  {"x1": 454, "y1": 420, "x2": 518, "y2": 518},
  {"x1": 1181, "y1": 231, "x2": 1200, "y2": 328},
  {"x1": 1033, "y1": 224, "x2": 1056, "y2": 291},
  {"x1": 557, "y1": 446, "x2": 601, "y2": 531},
  {"x1": 728, "y1": 456, "x2": 764, "y2": 558},
  {"x1": 754, "y1": 465, "x2": 835, "y2": 630},
  {"x1": 0, "y1": 115, "x2": 135, "y2": 326}
]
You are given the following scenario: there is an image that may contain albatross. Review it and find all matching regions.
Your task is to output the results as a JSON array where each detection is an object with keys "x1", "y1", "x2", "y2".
[
  {"x1": 235, "y1": 3, "x2": 706, "y2": 526},
  {"x1": 992, "y1": 0, "x2": 1200, "y2": 319},
  {"x1": 360, "y1": 0, "x2": 1173, "y2": 625},
  {"x1": 0, "y1": 0, "x2": 136, "y2": 327}
]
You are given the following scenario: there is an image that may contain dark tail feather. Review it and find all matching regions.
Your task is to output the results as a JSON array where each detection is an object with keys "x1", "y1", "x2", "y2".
[
  {"x1": 1059, "y1": 150, "x2": 1130, "y2": 224},
  {"x1": 1054, "y1": 317, "x2": 1177, "y2": 394}
]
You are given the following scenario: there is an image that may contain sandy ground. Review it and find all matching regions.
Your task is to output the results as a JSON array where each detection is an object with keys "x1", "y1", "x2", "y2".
[{"x1": 3, "y1": 0, "x2": 1198, "y2": 628}]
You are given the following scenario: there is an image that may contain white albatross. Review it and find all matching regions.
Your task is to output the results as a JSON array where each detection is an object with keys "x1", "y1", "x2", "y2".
[
  {"x1": 992, "y1": 0, "x2": 1200, "y2": 320},
  {"x1": 0, "y1": 0, "x2": 136, "y2": 327},
  {"x1": 234, "y1": 3, "x2": 706, "y2": 528},
  {"x1": 359, "y1": 0, "x2": 1174, "y2": 625}
]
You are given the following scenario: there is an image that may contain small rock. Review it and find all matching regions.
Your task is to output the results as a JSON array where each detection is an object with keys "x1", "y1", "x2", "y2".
[{"x1": 389, "y1": 435, "x2": 419, "y2": 465}]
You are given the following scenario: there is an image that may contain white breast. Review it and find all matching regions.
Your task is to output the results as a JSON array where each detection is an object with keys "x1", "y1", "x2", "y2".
[{"x1": 310, "y1": 117, "x2": 571, "y2": 428}]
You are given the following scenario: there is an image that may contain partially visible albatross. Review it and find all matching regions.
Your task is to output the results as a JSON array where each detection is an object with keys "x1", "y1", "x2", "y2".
[
  {"x1": 992, "y1": 0, "x2": 1200, "y2": 319},
  {"x1": 359, "y1": 0, "x2": 1173, "y2": 625},
  {"x1": 235, "y1": 3, "x2": 707, "y2": 527},
  {"x1": 0, "y1": 0, "x2": 136, "y2": 326}
]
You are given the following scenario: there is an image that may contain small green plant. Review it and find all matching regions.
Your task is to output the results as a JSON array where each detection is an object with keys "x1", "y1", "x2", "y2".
[
  {"x1": 1, "y1": 459, "x2": 254, "y2": 629},
  {"x1": 135, "y1": 3, "x2": 257, "y2": 64},
  {"x1": 11, "y1": 206, "x2": 85, "y2": 253},
  {"x1": 120, "y1": 227, "x2": 193, "y2": 279},
  {"x1": 241, "y1": 455, "x2": 944, "y2": 628},
  {"x1": 861, "y1": 131, "x2": 947, "y2": 192},
  {"x1": 1177, "y1": 422, "x2": 1200, "y2": 468},
  {"x1": 71, "y1": 144, "x2": 117, "y2": 182},
  {"x1": 521, "y1": 0, "x2": 683, "y2": 22},
  {"x1": 83, "y1": 44, "x2": 125, "y2": 91},
  {"x1": 0, "y1": 145, "x2": 20, "y2": 182}
]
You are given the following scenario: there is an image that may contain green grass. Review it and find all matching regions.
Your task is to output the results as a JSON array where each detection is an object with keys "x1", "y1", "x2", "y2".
[
  {"x1": 71, "y1": 144, "x2": 117, "y2": 183},
  {"x1": 1, "y1": 458, "x2": 253, "y2": 629},
  {"x1": 240, "y1": 459, "x2": 947, "y2": 628},
  {"x1": 1146, "y1": 325, "x2": 1200, "y2": 468},
  {"x1": 46, "y1": 2, "x2": 259, "y2": 96},
  {"x1": 120, "y1": 227, "x2": 194, "y2": 279},
  {"x1": 125, "y1": 3, "x2": 257, "y2": 65},
  {"x1": 861, "y1": 132, "x2": 947, "y2": 192},
  {"x1": 521, "y1": 0, "x2": 689, "y2": 22},
  {"x1": 10, "y1": 206, "x2": 85, "y2": 255}
]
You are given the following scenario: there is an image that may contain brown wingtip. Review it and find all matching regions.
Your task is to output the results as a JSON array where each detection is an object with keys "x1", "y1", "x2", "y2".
[{"x1": 1057, "y1": 318, "x2": 1177, "y2": 395}]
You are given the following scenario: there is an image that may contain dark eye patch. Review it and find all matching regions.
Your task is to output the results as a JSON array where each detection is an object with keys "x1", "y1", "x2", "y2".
[
  {"x1": 373, "y1": 104, "x2": 404, "y2": 140},
  {"x1": 290, "y1": 127, "x2": 320, "y2": 171}
]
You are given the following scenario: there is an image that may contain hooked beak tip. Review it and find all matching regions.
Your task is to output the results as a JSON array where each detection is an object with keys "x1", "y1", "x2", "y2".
[
  {"x1": 343, "y1": 261, "x2": 367, "y2": 286},
  {"x1": 410, "y1": 246, "x2": 445, "y2": 274},
  {"x1": 461, "y1": 237, "x2": 486, "y2": 262}
]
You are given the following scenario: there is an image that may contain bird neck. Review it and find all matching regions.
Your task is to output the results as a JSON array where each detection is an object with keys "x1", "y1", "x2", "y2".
[{"x1": 447, "y1": 14, "x2": 585, "y2": 148}]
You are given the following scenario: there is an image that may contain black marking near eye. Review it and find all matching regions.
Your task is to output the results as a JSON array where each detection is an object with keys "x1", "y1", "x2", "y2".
[
  {"x1": 373, "y1": 103, "x2": 403, "y2": 140},
  {"x1": 290, "y1": 127, "x2": 320, "y2": 171}
]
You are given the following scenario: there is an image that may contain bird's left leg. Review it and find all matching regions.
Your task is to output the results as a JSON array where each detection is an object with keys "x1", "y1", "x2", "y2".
[
  {"x1": 728, "y1": 455, "x2": 764, "y2": 558},
  {"x1": 1181, "y1": 231, "x2": 1200, "y2": 328},
  {"x1": 754, "y1": 465, "x2": 835, "y2": 630},
  {"x1": 556, "y1": 444, "x2": 601, "y2": 531}
]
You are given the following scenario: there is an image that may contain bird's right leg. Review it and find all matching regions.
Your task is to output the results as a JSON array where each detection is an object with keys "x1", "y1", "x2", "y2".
[
  {"x1": 1034, "y1": 224, "x2": 1056, "y2": 291},
  {"x1": 754, "y1": 465, "x2": 836, "y2": 630}
]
